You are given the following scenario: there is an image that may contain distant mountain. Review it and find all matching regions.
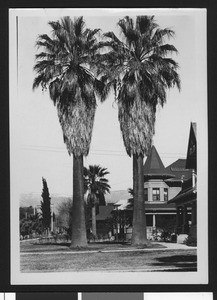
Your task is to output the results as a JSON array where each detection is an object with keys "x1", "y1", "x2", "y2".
[
  {"x1": 19, "y1": 193, "x2": 71, "y2": 214},
  {"x1": 19, "y1": 189, "x2": 130, "y2": 211},
  {"x1": 105, "y1": 190, "x2": 130, "y2": 204}
]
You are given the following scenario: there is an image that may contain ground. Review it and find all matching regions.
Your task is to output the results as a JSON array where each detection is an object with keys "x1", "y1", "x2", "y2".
[{"x1": 20, "y1": 240, "x2": 197, "y2": 272}]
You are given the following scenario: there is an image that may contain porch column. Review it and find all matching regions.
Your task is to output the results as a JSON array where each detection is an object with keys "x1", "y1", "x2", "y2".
[
  {"x1": 160, "y1": 188, "x2": 164, "y2": 202},
  {"x1": 148, "y1": 187, "x2": 152, "y2": 201},
  {"x1": 153, "y1": 214, "x2": 156, "y2": 228}
]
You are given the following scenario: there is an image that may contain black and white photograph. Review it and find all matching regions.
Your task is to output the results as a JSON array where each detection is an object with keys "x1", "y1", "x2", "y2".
[{"x1": 9, "y1": 8, "x2": 207, "y2": 284}]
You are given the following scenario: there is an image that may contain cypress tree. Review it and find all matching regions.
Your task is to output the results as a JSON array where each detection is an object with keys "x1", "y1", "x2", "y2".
[{"x1": 41, "y1": 177, "x2": 51, "y2": 233}]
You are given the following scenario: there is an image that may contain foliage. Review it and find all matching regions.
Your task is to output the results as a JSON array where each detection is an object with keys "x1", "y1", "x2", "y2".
[
  {"x1": 55, "y1": 197, "x2": 92, "y2": 238},
  {"x1": 97, "y1": 191, "x2": 106, "y2": 206},
  {"x1": 111, "y1": 209, "x2": 132, "y2": 241},
  {"x1": 20, "y1": 213, "x2": 44, "y2": 237},
  {"x1": 184, "y1": 234, "x2": 197, "y2": 246},
  {"x1": 40, "y1": 177, "x2": 51, "y2": 230},
  {"x1": 56, "y1": 198, "x2": 73, "y2": 230},
  {"x1": 155, "y1": 216, "x2": 176, "y2": 242},
  {"x1": 84, "y1": 165, "x2": 110, "y2": 207},
  {"x1": 20, "y1": 206, "x2": 34, "y2": 220}
]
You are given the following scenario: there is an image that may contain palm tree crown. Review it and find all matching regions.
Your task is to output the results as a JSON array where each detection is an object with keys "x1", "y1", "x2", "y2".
[
  {"x1": 33, "y1": 16, "x2": 103, "y2": 157},
  {"x1": 84, "y1": 165, "x2": 110, "y2": 237},
  {"x1": 98, "y1": 15, "x2": 181, "y2": 156},
  {"x1": 84, "y1": 165, "x2": 110, "y2": 204}
]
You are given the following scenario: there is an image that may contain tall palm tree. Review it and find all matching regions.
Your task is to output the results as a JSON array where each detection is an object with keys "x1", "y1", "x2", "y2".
[
  {"x1": 97, "y1": 16, "x2": 180, "y2": 246},
  {"x1": 84, "y1": 165, "x2": 110, "y2": 237},
  {"x1": 33, "y1": 16, "x2": 105, "y2": 248}
]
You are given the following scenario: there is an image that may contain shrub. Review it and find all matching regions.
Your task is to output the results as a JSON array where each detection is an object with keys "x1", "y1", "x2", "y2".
[{"x1": 184, "y1": 234, "x2": 197, "y2": 246}]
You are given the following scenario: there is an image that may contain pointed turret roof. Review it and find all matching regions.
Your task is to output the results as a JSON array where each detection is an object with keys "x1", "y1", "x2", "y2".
[
  {"x1": 144, "y1": 146, "x2": 174, "y2": 179},
  {"x1": 186, "y1": 122, "x2": 197, "y2": 170}
]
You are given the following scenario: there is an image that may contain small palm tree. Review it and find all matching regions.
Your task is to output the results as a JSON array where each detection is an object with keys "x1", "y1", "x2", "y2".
[
  {"x1": 84, "y1": 165, "x2": 110, "y2": 238},
  {"x1": 97, "y1": 16, "x2": 180, "y2": 246},
  {"x1": 33, "y1": 16, "x2": 105, "y2": 248}
]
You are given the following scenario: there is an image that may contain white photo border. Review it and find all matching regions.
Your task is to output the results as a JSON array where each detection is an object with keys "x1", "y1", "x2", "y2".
[{"x1": 10, "y1": 8, "x2": 208, "y2": 285}]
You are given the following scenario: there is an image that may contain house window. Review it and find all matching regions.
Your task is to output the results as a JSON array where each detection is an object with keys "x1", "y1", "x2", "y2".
[
  {"x1": 144, "y1": 188, "x2": 148, "y2": 201},
  {"x1": 152, "y1": 188, "x2": 160, "y2": 201},
  {"x1": 164, "y1": 188, "x2": 168, "y2": 201}
]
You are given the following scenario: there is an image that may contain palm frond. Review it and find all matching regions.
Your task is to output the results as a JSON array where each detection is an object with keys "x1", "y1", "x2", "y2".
[
  {"x1": 151, "y1": 28, "x2": 175, "y2": 45},
  {"x1": 32, "y1": 73, "x2": 47, "y2": 90},
  {"x1": 155, "y1": 44, "x2": 178, "y2": 56},
  {"x1": 86, "y1": 28, "x2": 101, "y2": 41},
  {"x1": 84, "y1": 164, "x2": 111, "y2": 202},
  {"x1": 49, "y1": 78, "x2": 61, "y2": 104},
  {"x1": 94, "y1": 77, "x2": 113, "y2": 102},
  {"x1": 104, "y1": 31, "x2": 122, "y2": 45},
  {"x1": 136, "y1": 15, "x2": 157, "y2": 35},
  {"x1": 118, "y1": 16, "x2": 134, "y2": 37},
  {"x1": 118, "y1": 92, "x2": 156, "y2": 157},
  {"x1": 35, "y1": 34, "x2": 55, "y2": 53},
  {"x1": 73, "y1": 16, "x2": 85, "y2": 37},
  {"x1": 35, "y1": 52, "x2": 55, "y2": 61},
  {"x1": 33, "y1": 59, "x2": 54, "y2": 72},
  {"x1": 48, "y1": 20, "x2": 61, "y2": 32}
]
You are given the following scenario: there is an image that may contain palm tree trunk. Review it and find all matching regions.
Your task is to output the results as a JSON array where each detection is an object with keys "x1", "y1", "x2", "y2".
[
  {"x1": 70, "y1": 154, "x2": 87, "y2": 248},
  {"x1": 91, "y1": 205, "x2": 97, "y2": 238},
  {"x1": 131, "y1": 154, "x2": 148, "y2": 246}
]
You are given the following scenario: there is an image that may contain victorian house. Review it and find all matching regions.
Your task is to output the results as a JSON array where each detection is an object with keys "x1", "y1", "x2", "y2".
[
  {"x1": 168, "y1": 122, "x2": 197, "y2": 242},
  {"x1": 143, "y1": 145, "x2": 192, "y2": 239}
]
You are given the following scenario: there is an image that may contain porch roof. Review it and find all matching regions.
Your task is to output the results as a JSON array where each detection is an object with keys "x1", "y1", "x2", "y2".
[{"x1": 145, "y1": 202, "x2": 176, "y2": 211}]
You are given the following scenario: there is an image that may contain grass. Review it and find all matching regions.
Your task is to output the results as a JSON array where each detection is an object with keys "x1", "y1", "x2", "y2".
[
  {"x1": 20, "y1": 240, "x2": 165, "y2": 253},
  {"x1": 20, "y1": 240, "x2": 197, "y2": 272}
]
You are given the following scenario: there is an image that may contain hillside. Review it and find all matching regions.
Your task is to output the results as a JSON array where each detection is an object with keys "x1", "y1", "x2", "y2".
[
  {"x1": 19, "y1": 193, "x2": 71, "y2": 214},
  {"x1": 19, "y1": 189, "x2": 130, "y2": 212}
]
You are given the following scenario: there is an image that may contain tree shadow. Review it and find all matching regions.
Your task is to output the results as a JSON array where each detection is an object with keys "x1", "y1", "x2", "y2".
[{"x1": 150, "y1": 254, "x2": 197, "y2": 271}]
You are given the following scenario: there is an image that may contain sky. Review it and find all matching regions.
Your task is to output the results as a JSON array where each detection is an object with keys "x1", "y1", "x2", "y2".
[{"x1": 9, "y1": 8, "x2": 207, "y2": 196}]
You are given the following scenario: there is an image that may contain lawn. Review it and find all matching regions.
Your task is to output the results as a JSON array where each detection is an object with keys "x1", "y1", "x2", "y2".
[{"x1": 20, "y1": 241, "x2": 197, "y2": 272}]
